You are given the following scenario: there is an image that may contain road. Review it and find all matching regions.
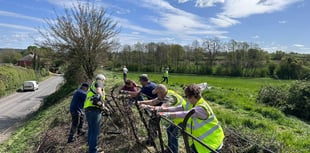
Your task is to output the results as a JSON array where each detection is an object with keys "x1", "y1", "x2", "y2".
[{"x1": 0, "y1": 75, "x2": 64, "y2": 143}]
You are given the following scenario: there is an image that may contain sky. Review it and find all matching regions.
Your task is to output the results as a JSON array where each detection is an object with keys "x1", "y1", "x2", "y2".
[{"x1": 0, "y1": 0, "x2": 309, "y2": 53}]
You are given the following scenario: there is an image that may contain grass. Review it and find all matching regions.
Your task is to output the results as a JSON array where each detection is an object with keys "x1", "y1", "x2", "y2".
[
  {"x1": 123, "y1": 71, "x2": 310, "y2": 152},
  {"x1": 1, "y1": 70, "x2": 309, "y2": 152}
]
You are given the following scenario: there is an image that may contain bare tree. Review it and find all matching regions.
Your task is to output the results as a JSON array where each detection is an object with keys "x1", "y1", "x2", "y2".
[{"x1": 39, "y1": 1, "x2": 119, "y2": 80}]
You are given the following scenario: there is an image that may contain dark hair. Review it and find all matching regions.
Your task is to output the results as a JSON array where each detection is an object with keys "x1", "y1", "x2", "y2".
[
  {"x1": 184, "y1": 84, "x2": 201, "y2": 99},
  {"x1": 125, "y1": 80, "x2": 133, "y2": 85},
  {"x1": 80, "y1": 82, "x2": 89, "y2": 88}
]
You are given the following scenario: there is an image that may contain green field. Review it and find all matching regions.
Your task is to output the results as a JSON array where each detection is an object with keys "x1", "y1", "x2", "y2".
[
  {"x1": 116, "y1": 71, "x2": 310, "y2": 152},
  {"x1": 0, "y1": 70, "x2": 309, "y2": 153}
]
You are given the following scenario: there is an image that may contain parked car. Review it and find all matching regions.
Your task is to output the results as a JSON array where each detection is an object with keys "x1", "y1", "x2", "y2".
[{"x1": 23, "y1": 81, "x2": 39, "y2": 91}]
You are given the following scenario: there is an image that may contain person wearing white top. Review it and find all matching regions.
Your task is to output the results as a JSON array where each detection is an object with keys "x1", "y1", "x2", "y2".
[{"x1": 123, "y1": 65, "x2": 128, "y2": 83}]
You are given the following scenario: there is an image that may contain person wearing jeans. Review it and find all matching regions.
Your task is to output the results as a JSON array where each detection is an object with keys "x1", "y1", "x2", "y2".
[
  {"x1": 167, "y1": 124, "x2": 180, "y2": 153},
  {"x1": 68, "y1": 83, "x2": 89, "y2": 143},
  {"x1": 155, "y1": 84, "x2": 224, "y2": 153},
  {"x1": 85, "y1": 108, "x2": 102, "y2": 153},
  {"x1": 84, "y1": 74, "x2": 106, "y2": 153},
  {"x1": 139, "y1": 84, "x2": 186, "y2": 153}
]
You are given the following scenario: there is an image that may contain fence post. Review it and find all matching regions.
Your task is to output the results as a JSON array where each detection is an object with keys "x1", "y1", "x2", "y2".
[{"x1": 181, "y1": 109, "x2": 196, "y2": 153}]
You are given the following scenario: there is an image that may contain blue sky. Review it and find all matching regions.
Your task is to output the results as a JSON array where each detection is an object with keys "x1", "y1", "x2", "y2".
[{"x1": 0, "y1": 0, "x2": 309, "y2": 53}]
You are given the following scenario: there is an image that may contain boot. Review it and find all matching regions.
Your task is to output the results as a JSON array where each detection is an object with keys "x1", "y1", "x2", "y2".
[{"x1": 67, "y1": 136, "x2": 75, "y2": 143}]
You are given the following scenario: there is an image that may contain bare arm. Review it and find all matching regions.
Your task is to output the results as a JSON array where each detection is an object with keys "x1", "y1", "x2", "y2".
[
  {"x1": 158, "y1": 106, "x2": 208, "y2": 119},
  {"x1": 139, "y1": 98, "x2": 160, "y2": 106}
]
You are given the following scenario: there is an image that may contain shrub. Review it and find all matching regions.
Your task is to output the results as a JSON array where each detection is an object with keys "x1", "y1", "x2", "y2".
[
  {"x1": 285, "y1": 81, "x2": 310, "y2": 120},
  {"x1": 257, "y1": 85, "x2": 289, "y2": 110}
]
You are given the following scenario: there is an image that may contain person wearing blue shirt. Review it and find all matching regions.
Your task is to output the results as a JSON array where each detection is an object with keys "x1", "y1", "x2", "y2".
[
  {"x1": 126, "y1": 74, "x2": 157, "y2": 101},
  {"x1": 139, "y1": 74, "x2": 157, "y2": 100},
  {"x1": 68, "y1": 83, "x2": 89, "y2": 143}
]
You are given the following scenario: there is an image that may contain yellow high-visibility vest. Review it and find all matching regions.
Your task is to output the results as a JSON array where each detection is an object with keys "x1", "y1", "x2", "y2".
[
  {"x1": 166, "y1": 90, "x2": 186, "y2": 124},
  {"x1": 182, "y1": 98, "x2": 224, "y2": 153},
  {"x1": 163, "y1": 70, "x2": 169, "y2": 77},
  {"x1": 84, "y1": 81, "x2": 105, "y2": 109}
]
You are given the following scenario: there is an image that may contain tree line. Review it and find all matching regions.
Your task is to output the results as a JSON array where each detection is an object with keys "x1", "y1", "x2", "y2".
[{"x1": 109, "y1": 40, "x2": 310, "y2": 80}]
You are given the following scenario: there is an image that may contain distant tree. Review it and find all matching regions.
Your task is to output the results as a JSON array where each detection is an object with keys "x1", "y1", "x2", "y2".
[
  {"x1": 169, "y1": 44, "x2": 185, "y2": 72},
  {"x1": 276, "y1": 57, "x2": 303, "y2": 79},
  {"x1": 244, "y1": 48, "x2": 269, "y2": 77},
  {"x1": 271, "y1": 50, "x2": 286, "y2": 60},
  {"x1": 202, "y1": 38, "x2": 220, "y2": 67},
  {"x1": 39, "y1": 1, "x2": 119, "y2": 81}
]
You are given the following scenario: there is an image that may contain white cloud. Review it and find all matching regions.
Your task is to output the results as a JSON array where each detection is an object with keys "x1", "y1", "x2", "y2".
[
  {"x1": 210, "y1": 0, "x2": 301, "y2": 27},
  {"x1": 0, "y1": 23, "x2": 37, "y2": 31},
  {"x1": 252, "y1": 35, "x2": 260, "y2": 39},
  {"x1": 0, "y1": 31, "x2": 37, "y2": 48},
  {"x1": 293, "y1": 44, "x2": 304, "y2": 47},
  {"x1": 178, "y1": 0, "x2": 190, "y2": 3},
  {"x1": 46, "y1": 0, "x2": 105, "y2": 10},
  {"x1": 0, "y1": 10, "x2": 44, "y2": 23},
  {"x1": 138, "y1": 0, "x2": 226, "y2": 37},
  {"x1": 113, "y1": 17, "x2": 163, "y2": 36},
  {"x1": 278, "y1": 20, "x2": 287, "y2": 24},
  {"x1": 46, "y1": 0, "x2": 79, "y2": 9},
  {"x1": 210, "y1": 14, "x2": 239, "y2": 27},
  {"x1": 222, "y1": 0, "x2": 301, "y2": 18},
  {"x1": 131, "y1": 31, "x2": 140, "y2": 35},
  {"x1": 195, "y1": 0, "x2": 224, "y2": 8}
]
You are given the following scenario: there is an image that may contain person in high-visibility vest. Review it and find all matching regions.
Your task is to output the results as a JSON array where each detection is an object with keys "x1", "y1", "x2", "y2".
[
  {"x1": 139, "y1": 84, "x2": 186, "y2": 153},
  {"x1": 84, "y1": 74, "x2": 106, "y2": 153},
  {"x1": 156, "y1": 84, "x2": 224, "y2": 153},
  {"x1": 161, "y1": 67, "x2": 169, "y2": 84}
]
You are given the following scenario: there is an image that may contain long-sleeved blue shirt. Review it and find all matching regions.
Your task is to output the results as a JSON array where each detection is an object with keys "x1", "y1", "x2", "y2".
[
  {"x1": 140, "y1": 81, "x2": 157, "y2": 100},
  {"x1": 69, "y1": 88, "x2": 87, "y2": 114}
]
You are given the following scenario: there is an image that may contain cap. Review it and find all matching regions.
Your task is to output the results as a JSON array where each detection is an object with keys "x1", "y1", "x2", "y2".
[
  {"x1": 152, "y1": 84, "x2": 167, "y2": 94},
  {"x1": 96, "y1": 74, "x2": 106, "y2": 80},
  {"x1": 139, "y1": 74, "x2": 149, "y2": 81},
  {"x1": 81, "y1": 82, "x2": 89, "y2": 88}
]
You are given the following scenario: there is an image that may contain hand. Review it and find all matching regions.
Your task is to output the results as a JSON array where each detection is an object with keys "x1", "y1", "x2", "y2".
[
  {"x1": 119, "y1": 90, "x2": 126, "y2": 94},
  {"x1": 157, "y1": 112, "x2": 170, "y2": 118},
  {"x1": 153, "y1": 106, "x2": 163, "y2": 111},
  {"x1": 139, "y1": 104, "x2": 148, "y2": 109}
]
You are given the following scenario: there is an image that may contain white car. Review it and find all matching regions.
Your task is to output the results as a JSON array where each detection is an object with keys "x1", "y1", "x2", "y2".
[{"x1": 23, "y1": 81, "x2": 39, "y2": 91}]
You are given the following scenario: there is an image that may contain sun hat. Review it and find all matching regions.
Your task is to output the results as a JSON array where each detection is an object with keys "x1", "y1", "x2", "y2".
[{"x1": 96, "y1": 74, "x2": 106, "y2": 80}]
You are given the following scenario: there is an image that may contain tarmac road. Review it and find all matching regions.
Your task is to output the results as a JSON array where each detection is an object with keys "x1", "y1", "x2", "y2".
[{"x1": 0, "y1": 75, "x2": 64, "y2": 143}]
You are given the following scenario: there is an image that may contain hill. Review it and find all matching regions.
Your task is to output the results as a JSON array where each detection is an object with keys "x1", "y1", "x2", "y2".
[{"x1": 0, "y1": 48, "x2": 24, "y2": 52}]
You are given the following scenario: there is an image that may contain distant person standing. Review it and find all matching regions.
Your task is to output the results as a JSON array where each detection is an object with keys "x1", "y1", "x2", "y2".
[
  {"x1": 67, "y1": 83, "x2": 89, "y2": 143},
  {"x1": 123, "y1": 65, "x2": 128, "y2": 83},
  {"x1": 161, "y1": 67, "x2": 169, "y2": 84}
]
